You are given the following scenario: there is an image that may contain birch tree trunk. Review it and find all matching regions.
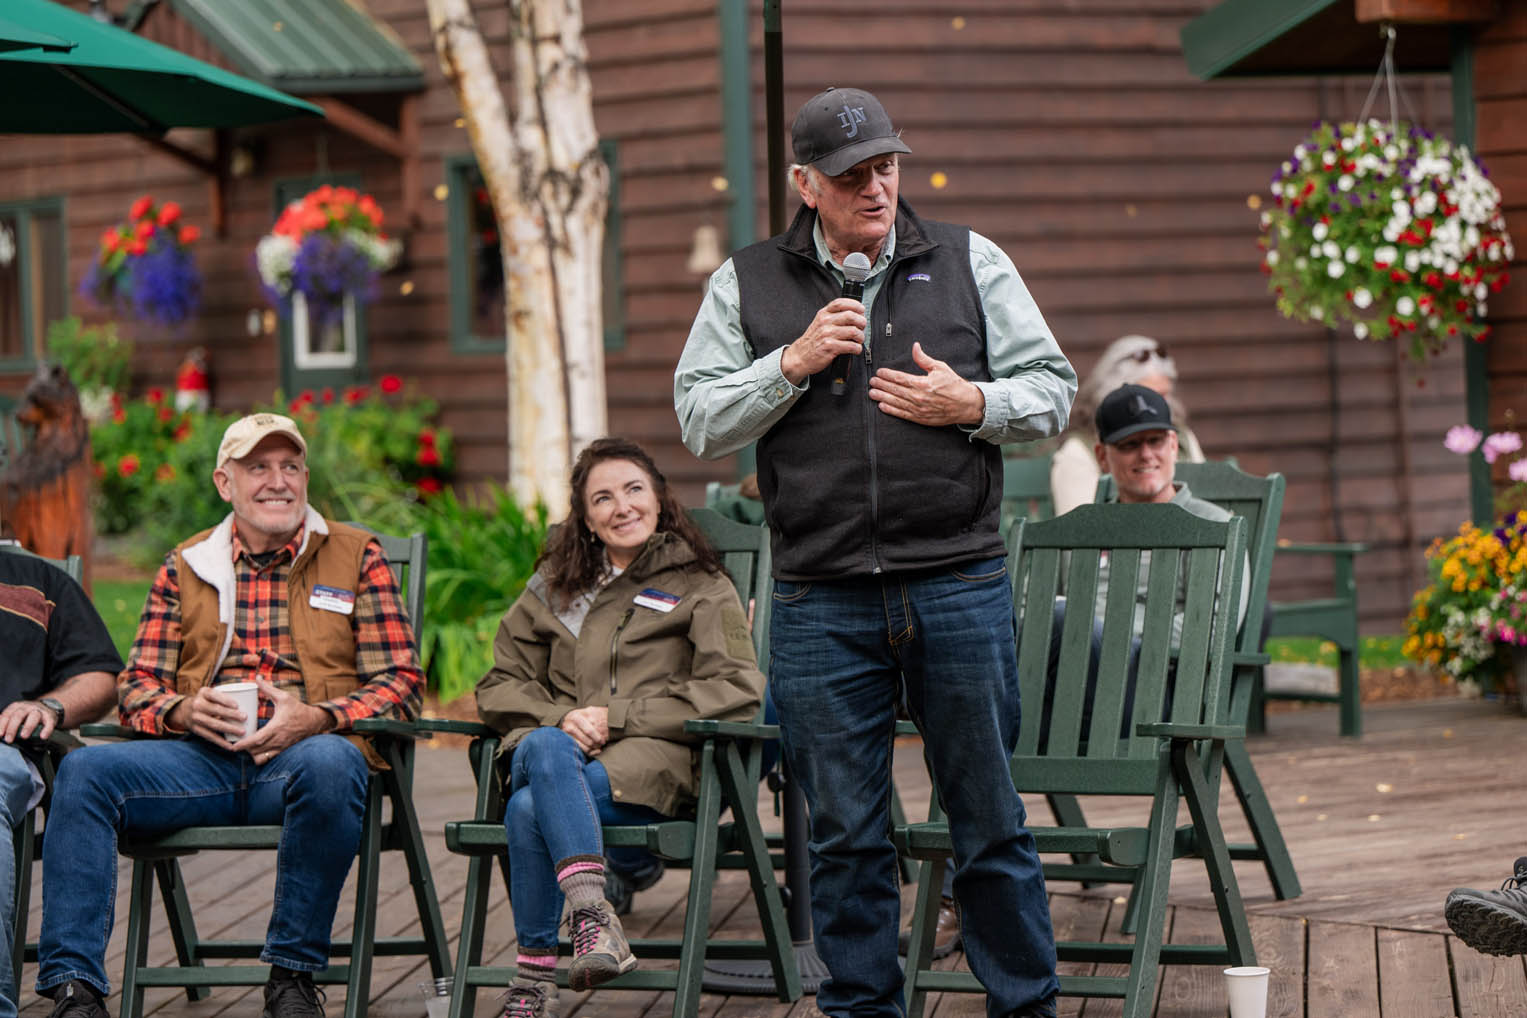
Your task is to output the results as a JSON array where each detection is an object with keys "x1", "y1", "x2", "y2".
[{"x1": 426, "y1": 0, "x2": 608, "y2": 517}]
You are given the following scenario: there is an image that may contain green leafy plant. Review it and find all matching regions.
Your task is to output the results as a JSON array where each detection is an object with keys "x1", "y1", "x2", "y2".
[
  {"x1": 347, "y1": 485, "x2": 548, "y2": 702},
  {"x1": 46, "y1": 317, "x2": 133, "y2": 420}
]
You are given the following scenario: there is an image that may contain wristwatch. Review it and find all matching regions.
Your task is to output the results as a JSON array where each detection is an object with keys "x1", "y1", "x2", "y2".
[{"x1": 38, "y1": 697, "x2": 66, "y2": 728}]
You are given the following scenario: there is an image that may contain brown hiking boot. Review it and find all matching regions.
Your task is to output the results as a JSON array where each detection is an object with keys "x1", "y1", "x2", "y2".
[{"x1": 565, "y1": 899, "x2": 637, "y2": 991}]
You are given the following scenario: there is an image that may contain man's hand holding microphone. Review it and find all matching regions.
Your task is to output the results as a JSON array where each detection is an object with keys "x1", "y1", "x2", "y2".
[{"x1": 779, "y1": 252, "x2": 872, "y2": 388}]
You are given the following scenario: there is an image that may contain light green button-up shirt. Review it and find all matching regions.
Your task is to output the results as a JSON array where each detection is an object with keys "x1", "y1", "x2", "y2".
[{"x1": 674, "y1": 220, "x2": 1076, "y2": 460}]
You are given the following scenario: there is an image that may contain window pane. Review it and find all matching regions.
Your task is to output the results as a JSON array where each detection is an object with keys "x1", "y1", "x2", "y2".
[
  {"x1": 32, "y1": 207, "x2": 65, "y2": 346},
  {"x1": 0, "y1": 213, "x2": 22, "y2": 361},
  {"x1": 465, "y1": 168, "x2": 504, "y2": 341}
]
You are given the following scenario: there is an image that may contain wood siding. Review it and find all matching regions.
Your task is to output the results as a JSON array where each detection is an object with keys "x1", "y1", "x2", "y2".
[
  {"x1": 1477, "y1": 2, "x2": 1527, "y2": 501},
  {"x1": 0, "y1": 0, "x2": 1485, "y2": 631}
]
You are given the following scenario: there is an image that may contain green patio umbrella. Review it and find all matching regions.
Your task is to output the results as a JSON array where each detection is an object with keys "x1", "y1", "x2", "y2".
[
  {"x1": 0, "y1": 14, "x2": 73, "y2": 53},
  {"x1": 0, "y1": 0, "x2": 320, "y2": 133}
]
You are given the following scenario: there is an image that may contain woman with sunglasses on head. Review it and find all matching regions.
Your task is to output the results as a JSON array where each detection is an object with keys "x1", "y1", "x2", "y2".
[
  {"x1": 1049, "y1": 334, "x2": 1205, "y2": 516},
  {"x1": 474, "y1": 438, "x2": 765, "y2": 1018}
]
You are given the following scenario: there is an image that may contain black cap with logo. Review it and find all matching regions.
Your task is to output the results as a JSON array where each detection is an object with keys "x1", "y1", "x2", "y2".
[
  {"x1": 791, "y1": 87, "x2": 912, "y2": 177},
  {"x1": 1095, "y1": 384, "x2": 1177, "y2": 445}
]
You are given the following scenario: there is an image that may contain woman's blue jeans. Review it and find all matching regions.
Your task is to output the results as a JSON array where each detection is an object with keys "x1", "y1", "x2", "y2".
[
  {"x1": 36, "y1": 733, "x2": 368, "y2": 997},
  {"x1": 503, "y1": 727, "x2": 665, "y2": 951},
  {"x1": 770, "y1": 556, "x2": 1059, "y2": 1018}
]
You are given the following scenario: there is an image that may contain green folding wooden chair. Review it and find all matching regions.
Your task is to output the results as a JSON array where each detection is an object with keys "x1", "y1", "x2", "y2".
[
  {"x1": 436, "y1": 507, "x2": 798, "y2": 1018},
  {"x1": 80, "y1": 527, "x2": 448, "y2": 1018},
  {"x1": 896, "y1": 503, "x2": 1255, "y2": 1018}
]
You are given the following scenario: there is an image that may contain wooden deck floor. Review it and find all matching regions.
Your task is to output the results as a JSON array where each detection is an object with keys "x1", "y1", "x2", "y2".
[{"x1": 18, "y1": 695, "x2": 1527, "y2": 1018}]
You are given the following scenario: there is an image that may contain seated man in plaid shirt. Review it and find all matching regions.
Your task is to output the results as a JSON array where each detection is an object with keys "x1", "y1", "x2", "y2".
[{"x1": 36, "y1": 413, "x2": 424, "y2": 1018}]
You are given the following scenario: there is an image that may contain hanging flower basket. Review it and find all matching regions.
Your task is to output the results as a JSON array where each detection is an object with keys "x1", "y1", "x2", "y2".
[
  {"x1": 255, "y1": 185, "x2": 401, "y2": 324},
  {"x1": 1258, "y1": 119, "x2": 1513, "y2": 360},
  {"x1": 80, "y1": 195, "x2": 202, "y2": 328}
]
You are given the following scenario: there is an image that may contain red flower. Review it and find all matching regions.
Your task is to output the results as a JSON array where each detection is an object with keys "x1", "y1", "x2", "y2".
[
  {"x1": 172, "y1": 421, "x2": 191, "y2": 443},
  {"x1": 345, "y1": 386, "x2": 370, "y2": 404},
  {"x1": 100, "y1": 230, "x2": 120, "y2": 253},
  {"x1": 379, "y1": 374, "x2": 402, "y2": 394},
  {"x1": 92, "y1": 461, "x2": 106, "y2": 480},
  {"x1": 416, "y1": 477, "x2": 443, "y2": 497},
  {"x1": 118, "y1": 454, "x2": 141, "y2": 477},
  {"x1": 416, "y1": 446, "x2": 441, "y2": 468},
  {"x1": 112, "y1": 407, "x2": 126, "y2": 424},
  {"x1": 178, "y1": 225, "x2": 200, "y2": 245},
  {"x1": 157, "y1": 405, "x2": 173, "y2": 423},
  {"x1": 321, "y1": 387, "x2": 335, "y2": 404},
  {"x1": 127, "y1": 239, "x2": 147, "y2": 257},
  {"x1": 146, "y1": 387, "x2": 164, "y2": 405},
  {"x1": 157, "y1": 201, "x2": 182, "y2": 228},
  {"x1": 130, "y1": 195, "x2": 153, "y2": 221},
  {"x1": 154, "y1": 463, "x2": 176, "y2": 482},
  {"x1": 134, "y1": 218, "x2": 155, "y2": 239},
  {"x1": 417, "y1": 427, "x2": 436, "y2": 447}
]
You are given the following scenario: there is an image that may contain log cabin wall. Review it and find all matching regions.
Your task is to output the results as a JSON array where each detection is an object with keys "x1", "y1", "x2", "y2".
[
  {"x1": 1476, "y1": 3, "x2": 1527, "y2": 495},
  {"x1": 0, "y1": 0, "x2": 1481, "y2": 631}
]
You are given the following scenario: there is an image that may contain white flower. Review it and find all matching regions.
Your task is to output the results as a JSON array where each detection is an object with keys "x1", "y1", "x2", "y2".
[
  {"x1": 1404, "y1": 250, "x2": 1422, "y2": 273},
  {"x1": 1475, "y1": 283, "x2": 1488, "y2": 301},
  {"x1": 1415, "y1": 190, "x2": 1437, "y2": 215},
  {"x1": 1374, "y1": 245, "x2": 1398, "y2": 265},
  {"x1": 1265, "y1": 249, "x2": 1279, "y2": 266},
  {"x1": 1382, "y1": 225, "x2": 1401, "y2": 243},
  {"x1": 1327, "y1": 260, "x2": 1345, "y2": 279},
  {"x1": 1353, "y1": 321, "x2": 1368, "y2": 338},
  {"x1": 255, "y1": 234, "x2": 298, "y2": 291},
  {"x1": 1293, "y1": 145, "x2": 1306, "y2": 161},
  {"x1": 1295, "y1": 256, "x2": 1308, "y2": 270},
  {"x1": 1341, "y1": 136, "x2": 1355, "y2": 152},
  {"x1": 1352, "y1": 287, "x2": 1373, "y2": 309},
  {"x1": 1310, "y1": 244, "x2": 1324, "y2": 259},
  {"x1": 1312, "y1": 221, "x2": 1329, "y2": 241},
  {"x1": 1322, "y1": 151, "x2": 1337, "y2": 167},
  {"x1": 1323, "y1": 240, "x2": 1341, "y2": 259},
  {"x1": 1309, "y1": 305, "x2": 1324, "y2": 321},
  {"x1": 1260, "y1": 211, "x2": 1272, "y2": 228},
  {"x1": 1345, "y1": 246, "x2": 1360, "y2": 263},
  {"x1": 1338, "y1": 174, "x2": 1354, "y2": 192},
  {"x1": 1396, "y1": 296, "x2": 1416, "y2": 316}
]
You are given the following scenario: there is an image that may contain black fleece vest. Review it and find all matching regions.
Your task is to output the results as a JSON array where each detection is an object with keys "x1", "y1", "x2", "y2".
[{"x1": 733, "y1": 201, "x2": 1005, "y2": 580}]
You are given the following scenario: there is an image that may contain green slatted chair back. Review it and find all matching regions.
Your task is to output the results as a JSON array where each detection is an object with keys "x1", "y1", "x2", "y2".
[{"x1": 1011, "y1": 502, "x2": 1245, "y2": 779}]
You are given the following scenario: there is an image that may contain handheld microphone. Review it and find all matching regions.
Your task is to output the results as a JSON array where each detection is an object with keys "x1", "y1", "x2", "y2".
[{"x1": 830, "y1": 251, "x2": 873, "y2": 397}]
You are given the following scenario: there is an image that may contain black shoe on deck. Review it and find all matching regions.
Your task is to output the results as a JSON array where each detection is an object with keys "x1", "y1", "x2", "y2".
[
  {"x1": 1445, "y1": 856, "x2": 1527, "y2": 957},
  {"x1": 263, "y1": 967, "x2": 327, "y2": 1018},
  {"x1": 47, "y1": 981, "x2": 107, "y2": 1018}
]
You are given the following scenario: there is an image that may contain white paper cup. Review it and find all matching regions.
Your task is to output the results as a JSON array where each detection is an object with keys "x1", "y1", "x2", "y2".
[
  {"x1": 220, "y1": 682, "x2": 259, "y2": 744},
  {"x1": 1224, "y1": 966, "x2": 1269, "y2": 1018}
]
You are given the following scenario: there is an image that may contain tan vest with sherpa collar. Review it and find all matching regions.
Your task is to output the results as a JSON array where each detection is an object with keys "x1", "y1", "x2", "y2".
[{"x1": 173, "y1": 507, "x2": 386, "y2": 770}]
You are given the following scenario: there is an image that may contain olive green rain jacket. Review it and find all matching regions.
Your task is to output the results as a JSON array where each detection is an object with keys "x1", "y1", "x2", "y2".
[{"x1": 476, "y1": 531, "x2": 764, "y2": 816}]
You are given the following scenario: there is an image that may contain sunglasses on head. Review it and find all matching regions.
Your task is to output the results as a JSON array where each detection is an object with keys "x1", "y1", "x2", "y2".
[{"x1": 1128, "y1": 345, "x2": 1167, "y2": 363}]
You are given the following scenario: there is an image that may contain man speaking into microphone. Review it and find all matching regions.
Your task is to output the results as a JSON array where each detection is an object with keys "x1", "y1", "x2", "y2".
[{"x1": 674, "y1": 86, "x2": 1075, "y2": 1018}]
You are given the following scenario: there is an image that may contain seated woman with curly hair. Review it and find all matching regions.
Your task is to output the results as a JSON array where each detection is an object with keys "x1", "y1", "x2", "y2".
[{"x1": 475, "y1": 438, "x2": 765, "y2": 1018}]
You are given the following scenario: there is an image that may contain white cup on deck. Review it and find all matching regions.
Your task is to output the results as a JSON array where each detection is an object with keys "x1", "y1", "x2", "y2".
[
  {"x1": 1223, "y1": 966, "x2": 1269, "y2": 1018},
  {"x1": 219, "y1": 682, "x2": 259, "y2": 744}
]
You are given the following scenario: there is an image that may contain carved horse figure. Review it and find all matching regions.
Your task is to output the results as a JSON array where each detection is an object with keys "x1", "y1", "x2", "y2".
[{"x1": 1, "y1": 363, "x2": 94, "y2": 589}]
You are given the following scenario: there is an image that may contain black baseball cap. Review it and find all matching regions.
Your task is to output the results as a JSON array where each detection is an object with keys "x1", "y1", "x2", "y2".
[
  {"x1": 791, "y1": 87, "x2": 912, "y2": 177},
  {"x1": 1095, "y1": 384, "x2": 1177, "y2": 445}
]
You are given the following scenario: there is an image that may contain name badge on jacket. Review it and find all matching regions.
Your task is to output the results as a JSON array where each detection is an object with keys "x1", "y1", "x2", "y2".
[
  {"x1": 310, "y1": 585, "x2": 356, "y2": 615},
  {"x1": 633, "y1": 588, "x2": 680, "y2": 613}
]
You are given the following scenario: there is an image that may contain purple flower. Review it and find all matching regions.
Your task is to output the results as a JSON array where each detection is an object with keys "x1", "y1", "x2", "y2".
[
  {"x1": 1444, "y1": 426, "x2": 1483, "y2": 455},
  {"x1": 1481, "y1": 431, "x2": 1522, "y2": 464},
  {"x1": 289, "y1": 233, "x2": 380, "y2": 325},
  {"x1": 79, "y1": 233, "x2": 200, "y2": 328}
]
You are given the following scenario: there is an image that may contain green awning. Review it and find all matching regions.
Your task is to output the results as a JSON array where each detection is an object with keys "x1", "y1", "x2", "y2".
[
  {"x1": 164, "y1": 0, "x2": 424, "y2": 95},
  {"x1": 0, "y1": 0, "x2": 321, "y2": 134},
  {"x1": 0, "y1": 14, "x2": 74, "y2": 53},
  {"x1": 1181, "y1": 0, "x2": 1453, "y2": 79}
]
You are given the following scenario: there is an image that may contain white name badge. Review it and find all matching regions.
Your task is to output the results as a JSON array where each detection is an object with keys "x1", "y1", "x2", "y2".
[
  {"x1": 310, "y1": 584, "x2": 356, "y2": 615},
  {"x1": 633, "y1": 587, "x2": 680, "y2": 613}
]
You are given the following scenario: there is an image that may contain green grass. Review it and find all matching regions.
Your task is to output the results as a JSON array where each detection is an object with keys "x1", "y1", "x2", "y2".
[
  {"x1": 1264, "y1": 635, "x2": 1410, "y2": 671},
  {"x1": 92, "y1": 579, "x2": 150, "y2": 661}
]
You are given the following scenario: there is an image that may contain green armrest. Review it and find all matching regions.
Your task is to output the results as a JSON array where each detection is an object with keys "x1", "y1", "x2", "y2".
[
  {"x1": 351, "y1": 717, "x2": 421, "y2": 738},
  {"x1": 412, "y1": 717, "x2": 495, "y2": 737},
  {"x1": 1134, "y1": 722, "x2": 1243, "y2": 741},
  {"x1": 1275, "y1": 541, "x2": 1367, "y2": 556},
  {"x1": 1232, "y1": 651, "x2": 1270, "y2": 668},
  {"x1": 683, "y1": 719, "x2": 779, "y2": 740},
  {"x1": 79, "y1": 723, "x2": 138, "y2": 739}
]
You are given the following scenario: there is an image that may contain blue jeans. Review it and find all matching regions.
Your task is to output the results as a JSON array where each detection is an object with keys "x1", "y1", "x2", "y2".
[
  {"x1": 504, "y1": 727, "x2": 665, "y2": 951},
  {"x1": 0, "y1": 745, "x2": 36, "y2": 1018},
  {"x1": 770, "y1": 557, "x2": 1058, "y2": 1018},
  {"x1": 37, "y1": 734, "x2": 369, "y2": 996}
]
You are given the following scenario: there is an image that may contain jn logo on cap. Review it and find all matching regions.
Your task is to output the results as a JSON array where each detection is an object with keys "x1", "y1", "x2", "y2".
[{"x1": 837, "y1": 104, "x2": 867, "y2": 137}]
